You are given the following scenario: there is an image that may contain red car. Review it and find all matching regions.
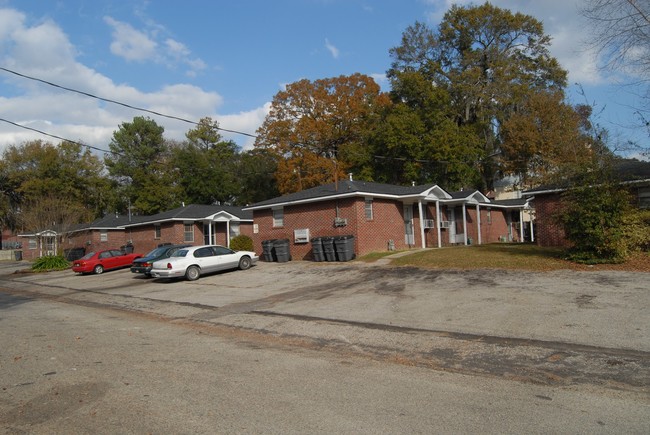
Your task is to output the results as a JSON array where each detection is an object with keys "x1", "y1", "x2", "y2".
[{"x1": 72, "y1": 249, "x2": 143, "y2": 275}]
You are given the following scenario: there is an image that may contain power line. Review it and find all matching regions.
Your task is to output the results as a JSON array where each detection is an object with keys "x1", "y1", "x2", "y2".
[
  {"x1": 0, "y1": 117, "x2": 119, "y2": 155},
  {"x1": 0, "y1": 66, "x2": 258, "y2": 139}
]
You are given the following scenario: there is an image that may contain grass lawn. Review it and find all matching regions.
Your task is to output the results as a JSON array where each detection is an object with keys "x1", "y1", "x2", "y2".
[{"x1": 360, "y1": 243, "x2": 650, "y2": 272}]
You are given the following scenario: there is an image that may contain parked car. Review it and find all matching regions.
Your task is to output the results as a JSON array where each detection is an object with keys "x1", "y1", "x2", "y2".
[
  {"x1": 131, "y1": 244, "x2": 191, "y2": 277},
  {"x1": 150, "y1": 245, "x2": 258, "y2": 281},
  {"x1": 64, "y1": 247, "x2": 86, "y2": 261},
  {"x1": 72, "y1": 249, "x2": 143, "y2": 275}
]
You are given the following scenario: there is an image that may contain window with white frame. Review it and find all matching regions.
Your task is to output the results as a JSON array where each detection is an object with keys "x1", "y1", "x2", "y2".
[
  {"x1": 154, "y1": 224, "x2": 161, "y2": 239},
  {"x1": 229, "y1": 221, "x2": 240, "y2": 238},
  {"x1": 28, "y1": 238, "x2": 37, "y2": 250},
  {"x1": 273, "y1": 208, "x2": 284, "y2": 227},
  {"x1": 100, "y1": 230, "x2": 108, "y2": 242},
  {"x1": 365, "y1": 198, "x2": 373, "y2": 220},
  {"x1": 184, "y1": 223, "x2": 194, "y2": 242}
]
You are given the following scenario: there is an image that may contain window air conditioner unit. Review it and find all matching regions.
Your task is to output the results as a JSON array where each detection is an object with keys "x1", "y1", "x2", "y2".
[
  {"x1": 439, "y1": 221, "x2": 451, "y2": 229},
  {"x1": 294, "y1": 228, "x2": 310, "y2": 244},
  {"x1": 424, "y1": 219, "x2": 435, "y2": 228},
  {"x1": 334, "y1": 217, "x2": 348, "y2": 227}
]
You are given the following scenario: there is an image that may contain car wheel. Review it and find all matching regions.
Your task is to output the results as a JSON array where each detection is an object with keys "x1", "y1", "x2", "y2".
[
  {"x1": 238, "y1": 256, "x2": 252, "y2": 270},
  {"x1": 93, "y1": 264, "x2": 104, "y2": 274},
  {"x1": 185, "y1": 265, "x2": 200, "y2": 281}
]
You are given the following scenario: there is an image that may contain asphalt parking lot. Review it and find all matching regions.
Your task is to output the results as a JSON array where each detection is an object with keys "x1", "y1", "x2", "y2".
[
  {"x1": 2, "y1": 258, "x2": 648, "y2": 354},
  {"x1": 2, "y1": 258, "x2": 650, "y2": 393}
]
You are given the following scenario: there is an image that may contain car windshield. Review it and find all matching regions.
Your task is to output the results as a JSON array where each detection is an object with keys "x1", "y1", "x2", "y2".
[
  {"x1": 145, "y1": 247, "x2": 168, "y2": 257},
  {"x1": 171, "y1": 249, "x2": 189, "y2": 258},
  {"x1": 80, "y1": 252, "x2": 96, "y2": 260}
]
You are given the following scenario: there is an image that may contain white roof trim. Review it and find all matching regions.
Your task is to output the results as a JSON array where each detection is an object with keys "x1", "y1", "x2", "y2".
[{"x1": 244, "y1": 185, "x2": 450, "y2": 211}]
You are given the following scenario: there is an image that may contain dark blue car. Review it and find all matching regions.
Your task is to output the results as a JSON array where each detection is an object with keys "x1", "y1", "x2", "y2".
[{"x1": 130, "y1": 244, "x2": 191, "y2": 277}]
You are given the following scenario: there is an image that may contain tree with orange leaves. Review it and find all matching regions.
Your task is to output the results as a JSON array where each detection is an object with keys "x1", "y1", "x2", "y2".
[{"x1": 254, "y1": 73, "x2": 391, "y2": 194}]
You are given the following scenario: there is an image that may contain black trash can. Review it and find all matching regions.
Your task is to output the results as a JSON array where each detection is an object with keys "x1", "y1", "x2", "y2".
[
  {"x1": 273, "y1": 239, "x2": 291, "y2": 263},
  {"x1": 262, "y1": 239, "x2": 277, "y2": 262},
  {"x1": 322, "y1": 237, "x2": 337, "y2": 262},
  {"x1": 334, "y1": 235, "x2": 355, "y2": 261},
  {"x1": 311, "y1": 237, "x2": 325, "y2": 262}
]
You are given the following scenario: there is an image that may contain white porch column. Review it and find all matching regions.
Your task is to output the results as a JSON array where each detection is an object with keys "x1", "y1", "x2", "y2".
[
  {"x1": 418, "y1": 200, "x2": 426, "y2": 249},
  {"x1": 476, "y1": 204, "x2": 482, "y2": 245},
  {"x1": 226, "y1": 220, "x2": 230, "y2": 247},
  {"x1": 529, "y1": 210, "x2": 535, "y2": 242},
  {"x1": 519, "y1": 210, "x2": 524, "y2": 243},
  {"x1": 462, "y1": 203, "x2": 468, "y2": 246},
  {"x1": 436, "y1": 200, "x2": 442, "y2": 248}
]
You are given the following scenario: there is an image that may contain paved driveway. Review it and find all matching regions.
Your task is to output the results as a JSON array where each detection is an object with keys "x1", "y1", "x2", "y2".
[{"x1": 3, "y1": 259, "x2": 649, "y2": 353}]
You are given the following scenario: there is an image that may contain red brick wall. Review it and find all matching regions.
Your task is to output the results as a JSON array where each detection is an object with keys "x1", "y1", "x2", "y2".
[
  {"x1": 65, "y1": 229, "x2": 129, "y2": 254},
  {"x1": 252, "y1": 197, "x2": 414, "y2": 260},
  {"x1": 251, "y1": 198, "x2": 533, "y2": 261},
  {"x1": 532, "y1": 193, "x2": 570, "y2": 247},
  {"x1": 357, "y1": 199, "x2": 410, "y2": 253},
  {"x1": 62, "y1": 221, "x2": 254, "y2": 260}
]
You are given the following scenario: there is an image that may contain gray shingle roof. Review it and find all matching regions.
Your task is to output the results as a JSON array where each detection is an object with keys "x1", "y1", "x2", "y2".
[
  {"x1": 245, "y1": 180, "x2": 440, "y2": 209},
  {"x1": 124, "y1": 204, "x2": 252, "y2": 226},
  {"x1": 490, "y1": 198, "x2": 531, "y2": 208},
  {"x1": 524, "y1": 158, "x2": 650, "y2": 195}
]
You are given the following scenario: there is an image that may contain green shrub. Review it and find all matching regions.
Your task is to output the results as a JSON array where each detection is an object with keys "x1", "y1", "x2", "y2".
[
  {"x1": 558, "y1": 177, "x2": 647, "y2": 264},
  {"x1": 31, "y1": 255, "x2": 71, "y2": 272},
  {"x1": 230, "y1": 235, "x2": 254, "y2": 252}
]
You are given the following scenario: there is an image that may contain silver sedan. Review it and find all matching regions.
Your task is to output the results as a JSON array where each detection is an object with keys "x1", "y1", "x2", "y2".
[{"x1": 150, "y1": 245, "x2": 258, "y2": 281}]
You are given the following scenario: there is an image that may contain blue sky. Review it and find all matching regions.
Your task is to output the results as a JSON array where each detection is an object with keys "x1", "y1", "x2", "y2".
[{"x1": 0, "y1": 0, "x2": 647, "y2": 156}]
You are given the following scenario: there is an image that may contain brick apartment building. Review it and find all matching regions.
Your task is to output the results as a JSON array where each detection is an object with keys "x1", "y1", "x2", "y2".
[
  {"x1": 12, "y1": 204, "x2": 253, "y2": 261},
  {"x1": 244, "y1": 178, "x2": 532, "y2": 261},
  {"x1": 524, "y1": 159, "x2": 650, "y2": 247}
]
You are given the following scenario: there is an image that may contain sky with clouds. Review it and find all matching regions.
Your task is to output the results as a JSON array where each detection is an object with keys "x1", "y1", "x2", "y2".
[{"x1": 0, "y1": 0, "x2": 647, "y2": 156}]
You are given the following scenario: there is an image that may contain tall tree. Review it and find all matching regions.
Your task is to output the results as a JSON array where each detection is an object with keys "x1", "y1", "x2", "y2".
[
  {"x1": 236, "y1": 149, "x2": 280, "y2": 205},
  {"x1": 581, "y1": 0, "x2": 650, "y2": 139},
  {"x1": 0, "y1": 171, "x2": 22, "y2": 249},
  {"x1": 500, "y1": 92, "x2": 601, "y2": 188},
  {"x1": 389, "y1": 3, "x2": 569, "y2": 190},
  {"x1": 18, "y1": 195, "x2": 88, "y2": 242},
  {"x1": 255, "y1": 73, "x2": 391, "y2": 193},
  {"x1": 104, "y1": 117, "x2": 179, "y2": 215},
  {"x1": 581, "y1": 0, "x2": 650, "y2": 79},
  {"x1": 172, "y1": 117, "x2": 241, "y2": 205},
  {"x1": 370, "y1": 69, "x2": 481, "y2": 188},
  {"x1": 1, "y1": 140, "x2": 108, "y2": 222}
]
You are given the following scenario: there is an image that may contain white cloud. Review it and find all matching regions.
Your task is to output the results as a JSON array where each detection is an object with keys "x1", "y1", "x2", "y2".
[
  {"x1": 217, "y1": 103, "x2": 272, "y2": 150},
  {"x1": 165, "y1": 38, "x2": 190, "y2": 58},
  {"x1": 325, "y1": 38, "x2": 340, "y2": 59},
  {"x1": 103, "y1": 15, "x2": 207, "y2": 78},
  {"x1": 0, "y1": 8, "x2": 24, "y2": 39},
  {"x1": 0, "y1": 8, "x2": 230, "y2": 153},
  {"x1": 104, "y1": 16, "x2": 158, "y2": 62}
]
